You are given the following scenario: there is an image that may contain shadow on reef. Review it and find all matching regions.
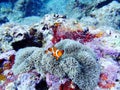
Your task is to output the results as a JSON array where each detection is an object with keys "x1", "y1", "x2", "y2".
[
  {"x1": 12, "y1": 32, "x2": 43, "y2": 51},
  {"x1": 35, "y1": 79, "x2": 48, "y2": 90},
  {"x1": 11, "y1": 38, "x2": 43, "y2": 51},
  {"x1": 95, "y1": 0, "x2": 113, "y2": 8},
  {"x1": 0, "y1": 16, "x2": 9, "y2": 25}
]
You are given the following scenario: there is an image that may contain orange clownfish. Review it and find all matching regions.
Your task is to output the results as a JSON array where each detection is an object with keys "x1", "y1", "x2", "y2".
[
  {"x1": 45, "y1": 46, "x2": 64, "y2": 60},
  {"x1": 95, "y1": 32, "x2": 104, "y2": 38}
]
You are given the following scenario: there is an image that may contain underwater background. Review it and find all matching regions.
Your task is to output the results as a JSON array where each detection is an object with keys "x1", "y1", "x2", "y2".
[
  {"x1": 0, "y1": 0, "x2": 120, "y2": 90},
  {"x1": 0, "y1": 0, "x2": 120, "y2": 30}
]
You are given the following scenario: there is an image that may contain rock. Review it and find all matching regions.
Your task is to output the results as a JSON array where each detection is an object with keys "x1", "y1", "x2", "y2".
[
  {"x1": 0, "y1": 16, "x2": 9, "y2": 24},
  {"x1": 83, "y1": 1, "x2": 120, "y2": 30}
]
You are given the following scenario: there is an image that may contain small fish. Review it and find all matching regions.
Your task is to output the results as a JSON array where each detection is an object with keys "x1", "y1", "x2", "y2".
[
  {"x1": 0, "y1": 74, "x2": 6, "y2": 81},
  {"x1": 95, "y1": 32, "x2": 104, "y2": 38},
  {"x1": 45, "y1": 46, "x2": 64, "y2": 60}
]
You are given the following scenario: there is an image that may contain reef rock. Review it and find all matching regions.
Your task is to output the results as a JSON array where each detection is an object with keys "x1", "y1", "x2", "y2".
[{"x1": 82, "y1": 1, "x2": 120, "y2": 30}]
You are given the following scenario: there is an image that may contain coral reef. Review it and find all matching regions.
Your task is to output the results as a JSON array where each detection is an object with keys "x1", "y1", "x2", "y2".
[
  {"x1": 0, "y1": 23, "x2": 29, "y2": 52},
  {"x1": 0, "y1": 22, "x2": 44, "y2": 52},
  {"x1": 0, "y1": 13, "x2": 120, "y2": 90},
  {"x1": 15, "y1": 72, "x2": 41, "y2": 90},
  {"x1": 83, "y1": 1, "x2": 120, "y2": 29},
  {"x1": 90, "y1": 1, "x2": 120, "y2": 30}
]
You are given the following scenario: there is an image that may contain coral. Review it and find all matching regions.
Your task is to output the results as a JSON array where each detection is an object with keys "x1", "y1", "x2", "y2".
[
  {"x1": 15, "y1": 72, "x2": 41, "y2": 90},
  {"x1": 0, "y1": 23, "x2": 29, "y2": 52},
  {"x1": 85, "y1": 27, "x2": 120, "y2": 58},
  {"x1": 1, "y1": 13, "x2": 120, "y2": 90},
  {"x1": 46, "y1": 73, "x2": 60, "y2": 86},
  {"x1": 41, "y1": 39, "x2": 100, "y2": 90},
  {"x1": 51, "y1": 29, "x2": 96, "y2": 44},
  {"x1": 98, "y1": 59, "x2": 119, "y2": 89},
  {"x1": 0, "y1": 22, "x2": 44, "y2": 52},
  {"x1": 59, "y1": 80, "x2": 80, "y2": 90},
  {"x1": 90, "y1": 1, "x2": 120, "y2": 30},
  {"x1": 0, "y1": 50, "x2": 15, "y2": 78},
  {"x1": 0, "y1": 50, "x2": 15, "y2": 59},
  {"x1": 51, "y1": 22, "x2": 104, "y2": 44}
]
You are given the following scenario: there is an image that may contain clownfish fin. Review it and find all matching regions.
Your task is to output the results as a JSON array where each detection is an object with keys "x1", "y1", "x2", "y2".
[
  {"x1": 58, "y1": 50, "x2": 64, "y2": 56},
  {"x1": 53, "y1": 46, "x2": 57, "y2": 52},
  {"x1": 56, "y1": 57, "x2": 59, "y2": 61},
  {"x1": 61, "y1": 50, "x2": 64, "y2": 54},
  {"x1": 48, "y1": 47, "x2": 52, "y2": 52}
]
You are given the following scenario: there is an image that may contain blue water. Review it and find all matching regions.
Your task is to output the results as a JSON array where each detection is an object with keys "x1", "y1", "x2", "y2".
[{"x1": 0, "y1": 0, "x2": 120, "y2": 29}]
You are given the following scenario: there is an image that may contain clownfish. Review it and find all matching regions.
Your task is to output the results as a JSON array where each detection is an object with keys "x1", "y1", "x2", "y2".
[
  {"x1": 45, "y1": 46, "x2": 64, "y2": 60},
  {"x1": 95, "y1": 31, "x2": 104, "y2": 38}
]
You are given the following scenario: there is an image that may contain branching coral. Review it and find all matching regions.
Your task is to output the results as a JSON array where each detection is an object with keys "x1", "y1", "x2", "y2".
[{"x1": 12, "y1": 39, "x2": 100, "y2": 90}]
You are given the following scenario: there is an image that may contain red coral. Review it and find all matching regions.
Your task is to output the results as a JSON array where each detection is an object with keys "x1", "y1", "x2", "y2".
[
  {"x1": 3, "y1": 61, "x2": 12, "y2": 70},
  {"x1": 9, "y1": 54, "x2": 15, "y2": 65},
  {"x1": 98, "y1": 82, "x2": 115, "y2": 89},
  {"x1": 51, "y1": 23, "x2": 104, "y2": 44},
  {"x1": 59, "y1": 80, "x2": 80, "y2": 90},
  {"x1": 51, "y1": 28, "x2": 98, "y2": 44},
  {"x1": 98, "y1": 73, "x2": 115, "y2": 89},
  {"x1": 3, "y1": 54, "x2": 15, "y2": 70},
  {"x1": 100, "y1": 73, "x2": 108, "y2": 81}
]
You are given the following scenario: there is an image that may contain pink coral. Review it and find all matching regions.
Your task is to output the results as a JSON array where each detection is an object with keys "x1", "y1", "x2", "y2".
[
  {"x1": 98, "y1": 64, "x2": 119, "y2": 89},
  {"x1": 46, "y1": 73, "x2": 60, "y2": 86}
]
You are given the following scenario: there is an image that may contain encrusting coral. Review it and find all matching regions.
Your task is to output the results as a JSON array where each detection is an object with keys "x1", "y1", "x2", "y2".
[{"x1": 12, "y1": 39, "x2": 100, "y2": 90}]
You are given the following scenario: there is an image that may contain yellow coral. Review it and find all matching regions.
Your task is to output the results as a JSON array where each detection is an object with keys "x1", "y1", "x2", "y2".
[{"x1": 0, "y1": 74, "x2": 6, "y2": 81}]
